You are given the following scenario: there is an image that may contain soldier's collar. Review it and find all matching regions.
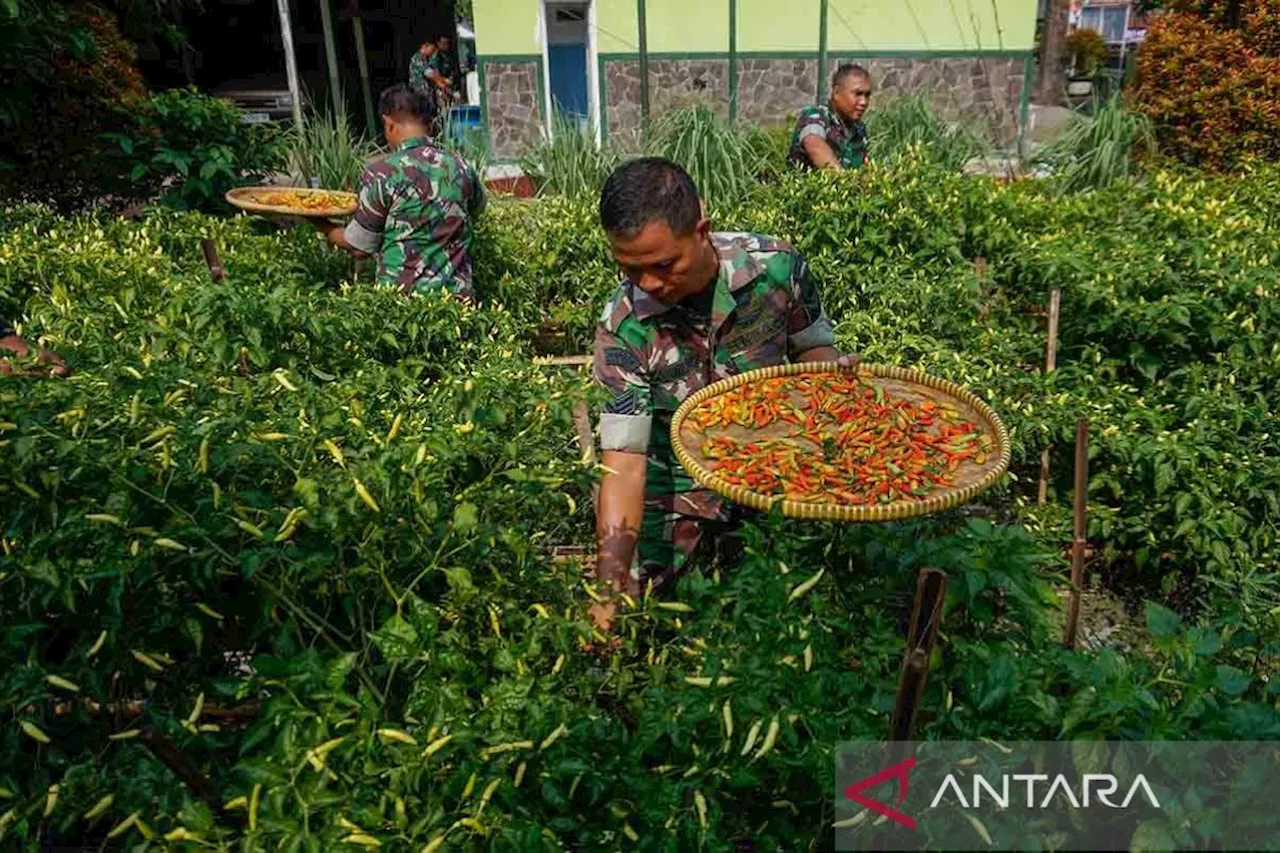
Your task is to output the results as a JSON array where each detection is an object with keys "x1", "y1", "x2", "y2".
[
  {"x1": 395, "y1": 135, "x2": 431, "y2": 151},
  {"x1": 629, "y1": 234, "x2": 762, "y2": 321}
]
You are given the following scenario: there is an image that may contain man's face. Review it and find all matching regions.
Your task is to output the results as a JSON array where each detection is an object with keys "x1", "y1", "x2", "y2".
[
  {"x1": 608, "y1": 218, "x2": 716, "y2": 304},
  {"x1": 831, "y1": 74, "x2": 872, "y2": 123},
  {"x1": 437, "y1": 36, "x2": 452, "y2": 52}
]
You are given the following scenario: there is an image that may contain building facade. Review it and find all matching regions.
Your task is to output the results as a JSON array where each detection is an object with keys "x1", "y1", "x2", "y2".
[{"x1": 473, "y1": 0, "x2": 1037, "y2": 159}]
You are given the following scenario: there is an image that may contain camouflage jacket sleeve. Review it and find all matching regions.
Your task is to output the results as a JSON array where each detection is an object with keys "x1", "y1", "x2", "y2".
[
  {"x1": 343, "y1": 166, "x2": 388, "y2": 255},
  {"x1": 593, "y1": 320, "x2": 652, "y2": 454},
  {"x1": 793, "y1": 107, "x2": 832, "y2": 143},
  {"x1": 785, "y1": 251, "x2": 836, "y2": 356},
  {"x1": 409, "y1": 54, "x2": 430, "y2": 92}
]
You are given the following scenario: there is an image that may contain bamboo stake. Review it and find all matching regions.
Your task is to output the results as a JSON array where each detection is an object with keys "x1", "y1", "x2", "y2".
[
  {"x1": 1037, "y1": 288, "x2": 1062, "y2": 505},
  {"x1": 890, "y1": 567, "x2": 947, "y2": 742},
  {"x1": 1064, "y1": 417, "x2": 1089, "y2": 650},
  {"x1": 352, "y1": 14, "x2": 377, "y2": 137},
  {"x1": 50, "y1": 698, "x2": 260, "y2": 721},
  {"x1": 200, "y1": 238, "x2": 225, "y2": 282}
]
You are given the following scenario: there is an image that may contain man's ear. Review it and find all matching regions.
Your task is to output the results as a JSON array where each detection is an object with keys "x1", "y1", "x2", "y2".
[{"x1": 694, "y1": 217, "x2": 713, "y2": 240}]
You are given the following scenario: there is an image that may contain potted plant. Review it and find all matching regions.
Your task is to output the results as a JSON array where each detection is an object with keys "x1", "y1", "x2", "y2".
[{"x1": 1066, "y1": 28, "x2": 1109, "y2": 96}]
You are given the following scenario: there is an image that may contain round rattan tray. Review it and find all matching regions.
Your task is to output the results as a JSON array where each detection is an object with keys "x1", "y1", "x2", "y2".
[
  {"x1": 225, "y1": 186, "x2": 358, "y2": 219},
  {"x1": 670, "y1": 362, "x2": 1011, "y2": 523}
]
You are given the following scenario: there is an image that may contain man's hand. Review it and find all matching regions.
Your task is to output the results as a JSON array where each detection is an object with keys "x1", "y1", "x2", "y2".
[
  {"x1": 589, "y1": 600, "x2": 618, "y2": 633},
  {"x1": 314, "y1": 219, "x2": 370, "y2": 259},
  {"x1": 0, "y1": 333, "x2": 69, "y2": 378},
  {"x1": 796, "y1": 345, "x2": 860, "y2": 371}
]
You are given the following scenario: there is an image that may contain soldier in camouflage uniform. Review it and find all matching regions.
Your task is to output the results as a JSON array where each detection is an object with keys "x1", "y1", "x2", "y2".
[
  {"x1": 789, "y1": 64, "x2": 873, "y2": 171},
  {"x1": 317, "y1": 84, "x2": 485, "y2": 304},
  {"x1": 407, "y1": 42, "x2": 440, "y2": 127},
  {"x1": 589, "y1": 158, "x2": 857, "y2": 631}
]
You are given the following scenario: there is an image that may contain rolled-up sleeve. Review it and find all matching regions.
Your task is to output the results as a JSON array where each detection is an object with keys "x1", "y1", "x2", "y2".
[
  {"x1": 794, "y1": 109, "x2": 831, "y2": 142},
  {"x1": 786, "y1": 251, "x2": 836, "y2": 355},
  {"x1": 343, "y1": 167, "x2": 386, "y2": 255},
  {"x1": 593, "y1": 324, "x2": 652, "y2": 454}
]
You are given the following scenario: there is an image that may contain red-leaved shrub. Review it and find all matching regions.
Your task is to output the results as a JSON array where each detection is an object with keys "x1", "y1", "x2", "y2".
[{"x1": 1132, "y1": 2, "x2": 1280, "y2": 171}]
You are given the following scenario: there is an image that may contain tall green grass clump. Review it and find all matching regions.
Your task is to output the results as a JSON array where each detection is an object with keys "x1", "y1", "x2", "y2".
[
  {"x1": 1033, "y1": 94, "x2": 1157, "y2": 193},
  {"x1": 866, "y1": 92, "x2": 991, "y2": 171},
  {"x1": 285, "y1": 103, "x2": 382, "y2": 191},
  {"x1": 645, "y1": 104, "x2": 777, "y2": 207},
  {"x1": 521, "y1": 108, "x2": 619, "y2": 198}
]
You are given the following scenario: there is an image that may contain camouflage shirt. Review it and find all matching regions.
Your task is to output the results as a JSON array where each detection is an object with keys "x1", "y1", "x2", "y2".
[
  {"x1": 343, "y1": 136, "x2": 486, "y2": 302},
  {"x1": 428, "y1": 49, "x2": 458, "y2": 85},
  {"x1": 409, "y1": 52, "x2": 433, "y2": 96},
  {"x1": 788, "y1": 104, "x2": 868, "y2": 170},
  {"x1": 593, "y1": 232, "x2": 836, "y2": 520}
]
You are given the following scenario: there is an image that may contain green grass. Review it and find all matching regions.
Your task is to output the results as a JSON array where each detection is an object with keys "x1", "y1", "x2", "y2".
[
  {"x1": 284, "y1": 102, "x2": 383, "y2": 191},
  {"x1": 1032, "y1": 94, "x2": 1157, "y2": 193}
]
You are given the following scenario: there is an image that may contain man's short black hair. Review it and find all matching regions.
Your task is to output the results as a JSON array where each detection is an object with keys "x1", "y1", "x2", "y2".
[
  {"x1": 378, "y1": 83, "x2": 433, "y2": 123},
  {"x1": 599, "y1": 157, "x2": 702, "y2": 238},
  {"x1": 832, "y1": 63, "x2": 871, "y2": 89}
]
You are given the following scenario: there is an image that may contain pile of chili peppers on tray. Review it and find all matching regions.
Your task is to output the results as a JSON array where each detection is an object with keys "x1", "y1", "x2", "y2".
[{"x1": 688, "y1": 373, "x2": 994, "y2": 505}]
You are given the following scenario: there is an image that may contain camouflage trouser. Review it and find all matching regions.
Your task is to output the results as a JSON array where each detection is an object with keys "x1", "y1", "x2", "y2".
[{"x1": 634, "y1": 501, "x2": 757, "y2": 592}]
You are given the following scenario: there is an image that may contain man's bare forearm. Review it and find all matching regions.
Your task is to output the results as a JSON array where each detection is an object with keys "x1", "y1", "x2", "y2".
[
  {"x1": 596, "y1": 450, "x2": 647, "y2": 595},
  {"x1": 317, "y1": 222, "x2": 370, "y2": 259},
  {"x1": 802, "y1": 136, "x2": 842, "y2": 171}
]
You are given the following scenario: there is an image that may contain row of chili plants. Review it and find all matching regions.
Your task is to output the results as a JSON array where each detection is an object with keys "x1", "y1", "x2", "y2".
[{"x1": 1, "y1": 155, "x2": 1278, "y2": 849}]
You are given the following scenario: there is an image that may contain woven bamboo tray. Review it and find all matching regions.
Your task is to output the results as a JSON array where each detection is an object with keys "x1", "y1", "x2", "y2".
[
  {"x1": 225, "y1": 186, "x2": 358, "y2": 219},
  {"x1": 670, "y1": 362, "x2": 1011, "y2": 523}
]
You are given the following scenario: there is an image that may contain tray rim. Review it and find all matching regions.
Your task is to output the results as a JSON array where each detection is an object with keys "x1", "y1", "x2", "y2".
[
  {"x1": 669, "y1": 361, "x2": 1012, "y2": 523},
  {"x1": 225, "y1": 186, "x2": 358, "y2": 218}
]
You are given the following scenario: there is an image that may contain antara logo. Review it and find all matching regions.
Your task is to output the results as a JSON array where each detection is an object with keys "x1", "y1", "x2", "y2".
[{"x1": 842, "y1": 755, "x2": 1162, "y2": 831}]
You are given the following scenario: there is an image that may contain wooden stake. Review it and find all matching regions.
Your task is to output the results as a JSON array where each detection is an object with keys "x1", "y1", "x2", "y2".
[
  {"x1": 352, "y1": 15, "x2": 377, "y2": 138},
  {"x1": 974, "y1": 257, "x2": 988, "y2": 320},
  {"x1": 138, "y1": 729, "x2": 227, "y2": 818},
  {"x1": 1045, "y1": 288, "x2": 1061, "y2": 373},
  {"x1": 890, "y1": 567, "x2": 947, "y2": 742},
  {"x1": 200, "y1": 238, "x2": 225, "y2": 282},
  {"x1": 1064, "y1": 417, "x2": 1089, "y2": 650},
  {"x1": 1037, "y1": 288, "x2": 1062, "y2": 505},
  {"x1": 50, "y1": 698, "x2": 260, "y2": 721}
]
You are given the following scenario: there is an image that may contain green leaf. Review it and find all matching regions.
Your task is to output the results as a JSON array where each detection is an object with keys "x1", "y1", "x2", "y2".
[
  {"x1": 371, "y1": 614, "x2": 419, "y2": 664},
  {"x1": 1130, "y1": 819, "x2": 1177, "y2": 853},
  {"x1": 1214, "y1": 665, "x2": 1251, "y2": 697},
  {"x1": 1144, "y1": 603, "x2": 1182, "y2": 639},
  {"x1": 453, "y1": 501, "x2": 478, "y2": 533},
  {"x1": 1188, "y1": 626, "x2": 1222, "y2": 657},
  {"x1": 325, "y1": 652, "x2": 358, "y2": 691}
]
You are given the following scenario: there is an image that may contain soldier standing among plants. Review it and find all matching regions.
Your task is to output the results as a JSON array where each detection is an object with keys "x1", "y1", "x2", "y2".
[
  {"x1": 788, "y1": 63, "x2": 873, "y2": 171},
  {"x1": 408, "y1": 40, "x2": 440, "y2": 126},
  {"x1": 316, "y1": 84, "x2": 485, "y2": 304},
  {"x1": 589, "y1": 158, "x2": 858, "y2": 632}
]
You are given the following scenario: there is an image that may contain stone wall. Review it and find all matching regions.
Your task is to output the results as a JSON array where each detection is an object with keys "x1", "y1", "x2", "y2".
[
  {"x1": 486, "y1": 54, "x2": 1027, "y2": 156},
  {"x1": 735, "y1": 58, "x2": 819, "y2": 128},
  {"x1": 604, "y1": 59, "x2": 731, "y2": 148},
  {"x1": 483, "y1": 61, "x2": 543, "y2": 159},
  {"x1": 835, "y1": 56, "x2": 1026, "y2": 147}
]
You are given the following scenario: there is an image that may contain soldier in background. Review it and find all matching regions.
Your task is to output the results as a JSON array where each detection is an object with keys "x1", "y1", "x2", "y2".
[
  {"x1": 588, "y1": 158, "x2": 858, "y2": 632},
  {"x1": 316, "y1": 84, "x2": 485, "y2": 304},
  {"x1": 789, "y1": 64, "x2": 873, "y2": 171}
]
